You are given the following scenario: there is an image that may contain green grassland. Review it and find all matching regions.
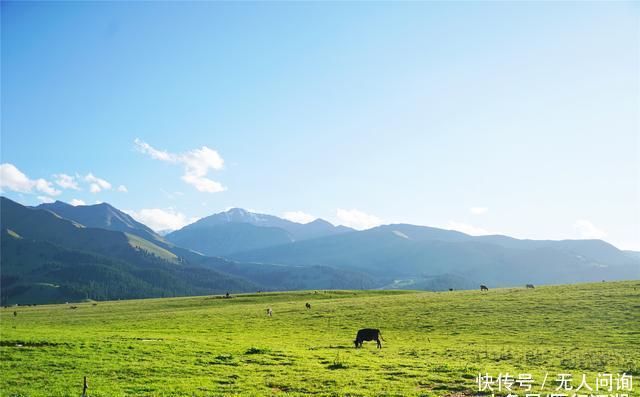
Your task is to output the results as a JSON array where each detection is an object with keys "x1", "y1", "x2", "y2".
[{"x1": 1, "y1": 281, "x2": 639, "y2": 396}]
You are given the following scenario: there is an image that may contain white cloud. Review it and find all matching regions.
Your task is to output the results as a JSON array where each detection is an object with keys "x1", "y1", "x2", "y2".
[
  {"x1": 470, "y1": 207, "x2": 488, "y2": 215},
  {"x1": 54, "y1": 173, "x2": 80, "y2": 190},
  {"x1": 0, "y1": 163, "x2": 61, "y2": 196},
  {"x1": 446, "y1": 221, "x2": 489, "y2": 236},
  {"x1": 35, "y1": 179, "x2": 61, "y2": 196},
  {"x1": 84, "y1": 173, "x2": 112, "y2": 193},
  {"x1": 37, "y1": 195, "x2": 55, "y2": 203},
  {"x1": 134, "y1": 138, "x2": 226, "y2": 193},
  {"x1": 125, "y1": 208, "x2": 198, "y2": 232},
  {"x1": 182, "y1": 173, "x2": 225, "y2": 193},
  {"x1": 283, "y1": 211, "x2": 317, "y2": 224},
  {"x1": 70, "y1": 199, "x2": 86, "y2": 206},
  {"x1": 336, "y1": 208, "x2": 382, "y2": 230},
  {"x1": 117, "y1": 185, "x2": 128, "y2": 193},
  {"x1": 574, "y1": 219, "x2": 606, "y2": 239},
  {"x1": 1, "y1": 163, "x2": 34, "y2": 193}
]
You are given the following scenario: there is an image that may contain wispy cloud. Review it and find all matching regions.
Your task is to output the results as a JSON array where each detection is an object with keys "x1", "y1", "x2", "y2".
[
  {"x1": 134, "y1": 138, "x2": 226, "y2": 193},
  {"x1": 470, "y1": 207, "x2": 488, "y2": 215},
  {"x1": 0, "y1": 163, "x2": 61, "y2": 196},
  {"x1": 125, "y1": 208, "x2": 198, "y2": 232},
  {"x1": 34, "y1": 179, "x2": 61, "y2": 196},
  {"x1": 336, "y1": 208, "x2": 382, "y2": 230},
  {"x1": 283, "y1": 211, "x2": 316, "y2": 224},
  {"x1": 574, "y1": 219, "x2": 606, "y2": 239},
  {"x1": 84, "y1": 173, "x2": 112, "y2": 194},
  {"x1": 117, "y1": 185, "x2": 128, "y2": 193},
  {"x1": 54, "y1": 173, "x2": 80, "y2": 190}
]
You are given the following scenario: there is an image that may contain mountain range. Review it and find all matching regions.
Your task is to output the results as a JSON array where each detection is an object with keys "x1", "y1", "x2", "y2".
[
  {"x1": 230, "y1": 224, "x2": 638, "y2": 286},
  {"x1": 165, "y1": 208, "x2": 352, "y2": 256},
  {"x1": 1, "y1": 196, "x2": 638, "y2": 304},
  {"x1": 2, "y1": 198, "x2": 259, "y2": 304}
]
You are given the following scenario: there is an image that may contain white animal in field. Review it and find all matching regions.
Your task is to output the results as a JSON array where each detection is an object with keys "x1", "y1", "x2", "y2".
[{"x1": 266, "y1": 308, "x2": 272, "y2": 317}]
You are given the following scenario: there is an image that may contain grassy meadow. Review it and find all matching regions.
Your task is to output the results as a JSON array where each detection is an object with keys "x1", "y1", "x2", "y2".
[{"x1": 1, "y1": 281, "x2": 639, "y2": 396}]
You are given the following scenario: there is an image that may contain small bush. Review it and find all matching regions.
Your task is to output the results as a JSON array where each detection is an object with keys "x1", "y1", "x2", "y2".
[{"x1": 245, "y1": 347, "x2": 269, "y2": 355}]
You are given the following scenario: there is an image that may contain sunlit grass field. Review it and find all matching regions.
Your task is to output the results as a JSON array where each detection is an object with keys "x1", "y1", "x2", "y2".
[{"x1": 1, "y1": 281, "x2": 639, "y2": 396}]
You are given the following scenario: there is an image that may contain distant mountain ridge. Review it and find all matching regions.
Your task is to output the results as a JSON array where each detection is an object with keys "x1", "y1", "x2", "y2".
[
  {"x1": 230, "y1": 223, "x2": 639, "y2": 287},
  {"x1": 165, "y1": 208, "x2": 352, "y2": 256},
  {"x1": 37, "y1": 200, "x2": 158, "y2": 242},
  {"x1": 174, "y1": 207, "x2": 352, "y2": 239},
  {"x1": 2, "y1": 197, "x2": 638, "y2": 305},
  {"x1": 1, "y1": 198, "x2": 370, "y2": 305},
  {"x1": 36, "y1": 200, "x2": 203, "y2": 262}
]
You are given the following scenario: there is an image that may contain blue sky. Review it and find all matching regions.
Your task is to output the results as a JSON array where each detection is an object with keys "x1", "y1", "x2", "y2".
[{"x1": 1, "y1": 2, "x2": 638, "y2": 249}]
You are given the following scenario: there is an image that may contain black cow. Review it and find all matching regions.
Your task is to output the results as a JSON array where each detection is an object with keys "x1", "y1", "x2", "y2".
[
  {"x1": 480, "y1": 285, "x2": 489, "y2": 291},
  {"x1": 305, "y1": 303, "x2": 311, "y2": 309},
  {"x1": 526, "y1": 284, "x2": 535, "y2": 289},
  {"x1": 449, "y1": 288, "x2": 453, "y2": 291},
  {"x1": 354, "y1": 328, "x2": 384, "y2": 348}
]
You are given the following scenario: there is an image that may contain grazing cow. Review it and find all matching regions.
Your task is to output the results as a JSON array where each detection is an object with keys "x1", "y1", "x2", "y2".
[
  {"x1": 526, "y1": 284, "x2": 535, "y2": 289},
  {"x1": 70, "y1": 306, "x2": 78, "y2": 310},
  {"x1": 266, "y1": 308, "x2": 272, "y2": 317},
  {"x1": 305, "y1": 303, "x2": 311, "y2": 310},
  {"x1": 13, "y1": 311, "x2": 17, "y2": 317},
  {"x1": 354, "y1": 328, "x2": 384, "y2": 349},
  {"x1": 480, "y1": 285, "x2": 489, "y2": 291},
  {"x1": 449, "y1": 288, "x2": 453, "y2": 291}
]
